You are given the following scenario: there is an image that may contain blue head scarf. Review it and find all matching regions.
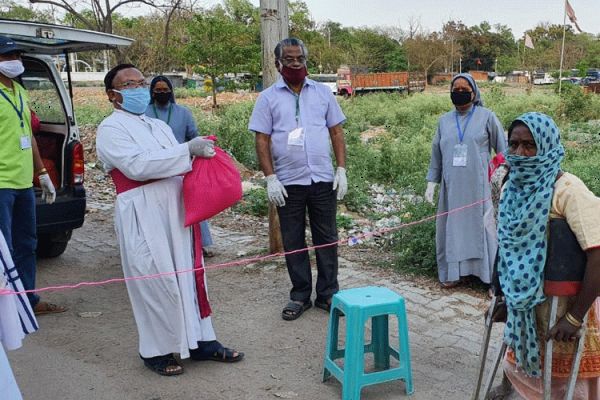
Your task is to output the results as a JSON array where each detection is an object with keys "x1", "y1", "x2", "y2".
[
  {"x1": 497, "y1": 112, "x2": 565, "y2": 376},
  {"x1": 451, "y1": 73, "x2": 483, "y2": 107}
]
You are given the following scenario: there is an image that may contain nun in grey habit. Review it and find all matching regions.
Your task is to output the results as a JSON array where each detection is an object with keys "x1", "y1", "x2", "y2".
[{"x1": 425, "y1": 73, "x2": 507, "y2": 287}]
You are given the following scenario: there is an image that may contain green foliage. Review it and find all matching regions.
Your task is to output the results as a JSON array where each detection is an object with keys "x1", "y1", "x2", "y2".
[
  {"x1": 555, "y1": 83, "x2": 600, "y2": 123},
  {"x1": 184, "y1": 7, "x2": 259, "y2": 106},
  {"x1": 390, "y1": 202, "x2": 437, "y2": 277},
  {"x1": 74, "y1": 103, "x2": 114, "y2": 127},
  {"x1": 193, "y1": 102, "x2": 257, "y2": 169},
  {"x1": 336, "y1": 213, "x2": 354, "y2": 230},
  {"x1": 174, "y1": 88, "x2": 208, "y2": 99},
  {"x1": 0, "y1": 1, "x2": 53, "y2": 22},
  {"x1": 340, "y1": 93, "x2": 447, "y2": 193},
  {"x1": 234, "y1": 188, "x2": 268, "y2": 217}
]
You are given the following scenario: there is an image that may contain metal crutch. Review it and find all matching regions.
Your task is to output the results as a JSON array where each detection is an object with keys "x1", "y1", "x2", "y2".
[
  {"x1": 543, "y1": 295, "x2": 588, "y2": 400},
  {"x1": 471, "y1": 294, "x2": 499, "y2": 400},
  {"x1": 542, "y1": 218, "x2": 589, "y2": 400},
  {"x1": 481, "y1": 341, "x2": 508, "y2": 400}
]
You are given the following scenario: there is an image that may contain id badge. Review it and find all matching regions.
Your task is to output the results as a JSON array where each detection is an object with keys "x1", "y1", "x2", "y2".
[
  {"x1": 452, "y1": 143, "x2": 467, "y2": 167},
  {"x1": 287, "y1": 127, "x2": 305, "y2": 149},
  {"x1": 20, "y1": 135, "x2": 32, "y2": 150}
]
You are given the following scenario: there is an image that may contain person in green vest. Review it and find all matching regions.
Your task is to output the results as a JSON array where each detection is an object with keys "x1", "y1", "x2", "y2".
[{"x1": 0, "y1": 35, "x2": 66, "y2": 315}]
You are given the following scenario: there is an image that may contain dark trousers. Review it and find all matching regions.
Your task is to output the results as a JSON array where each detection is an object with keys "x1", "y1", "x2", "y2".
[
  {"x1": 277, "y1": 181, "x2": 339, "y2": 303},
  {"x1": 0, "y1": 188, "x2": 39, "y2": 307}
]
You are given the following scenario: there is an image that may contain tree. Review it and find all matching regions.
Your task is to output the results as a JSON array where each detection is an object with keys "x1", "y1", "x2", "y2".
[
  {"x1": 28, "y1": 0, "x2": 192, "y2": 64},
  {"x1": 28, "y1": 0, "x2": 157, "y2": 33},
  {"x1": 0, "y1": 0, "x2": 54, "y2": 21},
  {"x1": 184, "y1": 7, "x2": 259, "y2": 107},
  {"x1": 404, "y1": 31, "x2": 447, "y2": 84},
  {"x1": 453, "y1": 21, "x2": 516, "y2": 72}
]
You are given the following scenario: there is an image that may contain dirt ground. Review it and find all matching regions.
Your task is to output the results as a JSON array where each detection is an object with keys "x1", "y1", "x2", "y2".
[{"x1": 7, "y1": 195, "x2": 509, "y2": 400}]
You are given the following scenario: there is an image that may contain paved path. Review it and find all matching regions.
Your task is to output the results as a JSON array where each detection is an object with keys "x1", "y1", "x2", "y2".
[{"x1": 8, "y1": 206, "x2": 509, "y2": 400}]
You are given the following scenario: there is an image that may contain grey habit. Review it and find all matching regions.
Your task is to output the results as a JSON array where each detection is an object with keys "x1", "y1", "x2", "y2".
[{"x1": 426, "y1": 73, "x2": 507, "y2": 284}]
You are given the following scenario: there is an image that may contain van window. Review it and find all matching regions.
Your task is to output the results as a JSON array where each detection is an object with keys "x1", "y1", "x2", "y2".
[{"x1": 21, "y1": 58, "x2": 66, "y2": 125}]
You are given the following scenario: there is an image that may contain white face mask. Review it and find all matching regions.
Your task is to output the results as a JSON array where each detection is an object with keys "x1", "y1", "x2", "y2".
[{"x1": 0, "y1": 60, "x2": 25, "y2": 78}]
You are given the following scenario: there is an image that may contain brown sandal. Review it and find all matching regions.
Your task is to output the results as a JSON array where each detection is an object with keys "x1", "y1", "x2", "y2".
[
  {"x1": 440, "y1": 281, "x2": 460, "y2": 289},
  {"x1": 34, "y1": 301, "x2": 68, "y2": 315}
]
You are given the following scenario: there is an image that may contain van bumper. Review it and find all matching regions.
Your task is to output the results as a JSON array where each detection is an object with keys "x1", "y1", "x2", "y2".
[{"x1": 35, "y1": 185, "x2": 86, "y2": 234}]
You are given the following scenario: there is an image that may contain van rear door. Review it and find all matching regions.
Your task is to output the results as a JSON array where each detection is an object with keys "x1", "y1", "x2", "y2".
[
  {"x1": 0, "y1": 18, "x2": 133, "y2": 112},
  {"x1": 0, "y1": 19, "x2": 133, "y2": 54}
]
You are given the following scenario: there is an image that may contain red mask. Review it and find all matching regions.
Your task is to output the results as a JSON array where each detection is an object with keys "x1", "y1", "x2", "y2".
[{"x1": 280, "y1": 65, "x2": 308, "y2": 85}]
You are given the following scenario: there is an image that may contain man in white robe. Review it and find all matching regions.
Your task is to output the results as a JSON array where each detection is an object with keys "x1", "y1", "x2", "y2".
[{"x1": 96, "y1": 64, "x2": 242, "y2": 376}]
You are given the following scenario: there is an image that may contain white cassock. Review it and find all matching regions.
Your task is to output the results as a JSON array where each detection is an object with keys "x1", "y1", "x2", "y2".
[
  {"x1": 96, "y1": 110, "x2": 216, "y2": 359},
  {"x1": 1, "y1": 231, "x2": 38, "y2": 400}
]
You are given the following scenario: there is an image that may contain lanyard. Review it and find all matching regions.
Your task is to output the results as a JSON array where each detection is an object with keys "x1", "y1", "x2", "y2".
[
  {"x1": 454, "y1": 106, "x2": 476, "y2": 143},
  {"x1": 0, "y1": 87, "x2": 25, "y2": 128},
  {"x1": 294, "y1": 93, "x2": 300, "y2": 126},
  {"x1": 152, "y1": 103, "x2": 172, "y2": 125}
]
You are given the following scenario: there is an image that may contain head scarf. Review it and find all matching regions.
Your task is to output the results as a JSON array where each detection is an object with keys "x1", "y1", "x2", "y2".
[
  {"x1": 497, "y1": 112, "x2": 565, "y2": 377},
  {"x1": 149, "y1": 75, "x2": 176, "y2": 104},
  {"x1": 451, "y1": 73, "x2": 483, "y2": 107}
]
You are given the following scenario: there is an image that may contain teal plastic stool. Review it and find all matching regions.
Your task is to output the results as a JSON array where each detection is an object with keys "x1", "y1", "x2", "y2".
[{"x1": 323, "y1": 286, "x2": 413, "y2": 399}]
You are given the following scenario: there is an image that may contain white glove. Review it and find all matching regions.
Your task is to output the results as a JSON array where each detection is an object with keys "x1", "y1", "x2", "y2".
[
  {"x1": 332, "y1": 167, "x2": 348, "y2": 200},
  {"x1": 425, "y1": 182, "x2": 438, "y2": 205},
  {"x1": 187, "y1": 137, "x2": 215, "y2": 158},
  {"x1": 266, "y1": 174, "x2": 288, "y2": 207},
  {"x1": 38, "y1": 173, "x2": 56, "y2": 204}
]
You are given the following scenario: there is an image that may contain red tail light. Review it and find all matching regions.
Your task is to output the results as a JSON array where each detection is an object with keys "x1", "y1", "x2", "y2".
[{"x1": 72, "y1": 142, "x2": 85, "y2": 185}]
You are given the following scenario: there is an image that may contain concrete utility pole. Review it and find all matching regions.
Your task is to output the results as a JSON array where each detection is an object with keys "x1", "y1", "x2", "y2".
[
  {"x1": 260, "y1": 0, "x2": 289, "y2": 89},
  {"x1": 260, "y1": 0, "x2": 289, "y2": 254}
]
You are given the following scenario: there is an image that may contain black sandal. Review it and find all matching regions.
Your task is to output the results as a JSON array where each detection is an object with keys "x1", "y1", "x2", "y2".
[
  {"x1": 140, "y1": 354, "x2": 184, "y2": 376},
  {"x1": 282, "y1": 300, "x2": 312, "y2": 321},
  {"x1": 190, "y1": 340, "x2": 244, "y2": 363},
  {"x1": 314, "y1": 298, "x2": 332, "y2": 312}
]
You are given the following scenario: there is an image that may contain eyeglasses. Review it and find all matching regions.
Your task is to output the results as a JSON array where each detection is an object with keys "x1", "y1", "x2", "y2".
[
  {"x1": 280, "y1": 56, "x2": 307, "y2": 65},
  {"x1": 115, "y1": 79, "x2": 148, "y2": 89},
  {"x1": 152, "y1": 88, "x2": 172, "y2": 94}
]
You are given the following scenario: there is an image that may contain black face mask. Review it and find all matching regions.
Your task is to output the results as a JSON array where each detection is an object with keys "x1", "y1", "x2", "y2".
[
  {"x1": 153, "y1": 92, "x2": 172, "y2": 105},
  {"x1": 450, "y1": 91, "x2": 473, "y2": 106}
]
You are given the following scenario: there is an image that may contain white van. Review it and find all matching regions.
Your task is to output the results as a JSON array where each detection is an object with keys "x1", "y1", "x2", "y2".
[
  {"x1": 0, "y1": 19, "x2": 132, "y2": 257},
  {"x1": 310, "y1": 73, "x2": 338, "y2": 95}
]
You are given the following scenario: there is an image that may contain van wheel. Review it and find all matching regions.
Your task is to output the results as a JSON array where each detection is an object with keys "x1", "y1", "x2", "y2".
[{"x1": 37, "y1": 230, "x2": 72, "y2": 258}]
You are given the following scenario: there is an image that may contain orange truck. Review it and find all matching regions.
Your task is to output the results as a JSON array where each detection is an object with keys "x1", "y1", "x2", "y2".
[{"x1": 336, "y1": 65, "x2": 425, "y2": 96}]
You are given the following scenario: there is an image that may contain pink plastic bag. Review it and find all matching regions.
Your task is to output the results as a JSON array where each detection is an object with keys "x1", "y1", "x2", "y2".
[{"x1": 183, "y1": 142, "x2": 242, "y2": 227}]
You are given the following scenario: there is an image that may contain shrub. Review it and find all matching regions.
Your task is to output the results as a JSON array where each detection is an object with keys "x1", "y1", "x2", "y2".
[
  {"x1": 555, "y1": 83, "x2": 600, "y2": 123},
  {"x1": 174, "y1": 87, "x2": 208, "y2": 99},
  {"x1": 194, "y1": 102, "x2": 258, "y2": 169},
  {"x1": 234, "y1": 188, "x2": 268, "y2": 217},
  {"x1": 390, "y1": 201, "x2": 437, "y2": 277},
  {"x1": 75, "y1": 103, "x2": 114, "y2": 126},
  {"x1": 336, "y1": 213, "x2": 354, "y2": 230}
]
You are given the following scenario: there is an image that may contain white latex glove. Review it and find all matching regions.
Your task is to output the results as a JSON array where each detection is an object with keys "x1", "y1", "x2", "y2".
[
  {"x1": 187, "y1": 137, "x2": 216, "y2": 158},
  {"x1": 38, "y1": 173, "x2": 56, "y2": 204},
  {"x1": 266, "y1": 174, "x2": 288, "y2": 207},
  {"x1": 425, "y1": 182, "x2": 438, "y2": 205},
  {"x1": 332, "y1": 167, "x2": 348, "y2": 200}
]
